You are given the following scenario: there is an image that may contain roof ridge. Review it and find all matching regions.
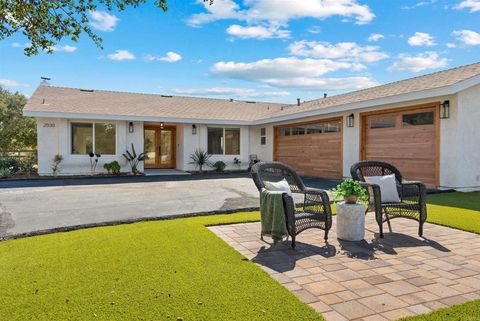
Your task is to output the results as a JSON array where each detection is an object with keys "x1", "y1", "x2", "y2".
[{"x1": 45, "y1": 85, "x2": 288, "y2": 106}]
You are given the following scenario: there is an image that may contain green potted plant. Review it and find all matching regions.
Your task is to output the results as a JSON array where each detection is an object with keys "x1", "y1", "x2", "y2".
[
  {"x1": 331, "y1": 179, "x2": 368, "y2": 204},
  {"x1": 189, "y1": 149, "x2": 211, "y2": 173},
  {"x1": 212, "y1": 160, "x2": 226, "y2": 172}
]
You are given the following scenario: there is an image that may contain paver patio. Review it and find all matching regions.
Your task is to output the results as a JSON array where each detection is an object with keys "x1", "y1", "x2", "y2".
[{"x1": 209, "y1": 215, "x2": 480, "y2": 321}]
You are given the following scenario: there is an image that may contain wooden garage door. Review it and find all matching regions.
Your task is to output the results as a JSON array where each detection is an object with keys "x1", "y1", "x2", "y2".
[
  {"x1": 361, "y1": 104, "x2": 439, "y2": 187},
  {"x1": 274, "y1": 118, "x2": 342, "y2": 179}
]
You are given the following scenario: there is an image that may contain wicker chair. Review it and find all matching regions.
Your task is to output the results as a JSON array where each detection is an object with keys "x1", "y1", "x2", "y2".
[
  {"x1": 350, "y1": 161, "x2": 427, "y2": 238},
  {"x1": 251, "y1": 162, "x2": 333, "y2": 248}
]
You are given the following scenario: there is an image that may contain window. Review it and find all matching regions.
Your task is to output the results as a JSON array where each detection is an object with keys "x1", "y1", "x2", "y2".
[
  {"x1": 324, "y1": 122, "x2": 341, "y2": 133},
  {"x1": 402, "y1": 111, "x2": 434, "y2": 126},
  {"x1": 71, "y1": 123, "x2": 93, "y2": 154},
  {"x1": 71, "y1": 122, "x2": 116, "y2": 155},
  {"x1": 307, "y1": 124, "x2": 322, "y2": 134},
  {"x1": 370, "y1": 115, "x2": 396, "y2": 129},
  {"x1": 278, "y1": 128, "x2": 291, "y2": 136},
  {"x1": 260, "y1": 128, "x2": 266, "y2": 145},
  {"x1": 292, "y1": 127, "x2": 305, "y2": 135},
  {"x1": 208, "y1": 127, "x2": 240, "y2": 155}
]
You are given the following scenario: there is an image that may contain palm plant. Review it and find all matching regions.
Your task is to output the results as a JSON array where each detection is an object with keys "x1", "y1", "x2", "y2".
[
  {"x1": 189, "y1": 149, "x2": 211, "y2": 173},
  {"x1": 123, "y1": 144, "x2": 148, "y2": 175}
]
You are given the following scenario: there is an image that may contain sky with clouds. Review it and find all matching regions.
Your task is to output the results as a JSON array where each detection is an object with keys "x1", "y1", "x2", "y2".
[{"x1": 1, "y1": 0, "x2": 480, "y2": 102}]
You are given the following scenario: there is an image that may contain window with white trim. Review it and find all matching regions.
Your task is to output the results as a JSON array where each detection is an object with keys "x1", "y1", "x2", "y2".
[
  {"x1": 260, "y1": 128, "x2": 266, "y2": 145},
  {"x1": 207, "y1": 127, "x2": 240, "y2": 155},
  {"x1": 71, "y1": 122, "x2": 116, "y2": 155}
]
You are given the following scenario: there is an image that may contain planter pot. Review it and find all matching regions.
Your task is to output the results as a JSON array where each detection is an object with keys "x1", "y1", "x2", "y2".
[{"x1": 344, "y1": 195, "x2": 358, "y2": 204}]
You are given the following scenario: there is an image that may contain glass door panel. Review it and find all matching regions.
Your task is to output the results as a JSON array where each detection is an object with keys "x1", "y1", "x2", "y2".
[
  {"x1": 144, "y1": 129, "x2": 157, "y2": 168},
  {"x1": 159, "y1": 129, "x2": 175, "y2": 168}
]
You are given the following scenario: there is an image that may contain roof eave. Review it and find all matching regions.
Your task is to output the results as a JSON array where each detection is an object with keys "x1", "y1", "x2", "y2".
[{"x1": 22, "y1": 110, "x2": 253, "y2": 126}]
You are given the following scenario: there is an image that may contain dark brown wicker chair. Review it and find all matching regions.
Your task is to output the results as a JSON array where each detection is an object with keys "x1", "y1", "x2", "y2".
[
  {"x1": 251, "y1": 161, "x2": 333, "y2": 248},
  {"x1": 350, "y1": 161, "x2": 427, "y2": 238}
]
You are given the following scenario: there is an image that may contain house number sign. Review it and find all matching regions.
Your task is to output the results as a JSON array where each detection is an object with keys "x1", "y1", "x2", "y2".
[{"x1": 43, "y1": 123, "x2": 55, "y2": 128}]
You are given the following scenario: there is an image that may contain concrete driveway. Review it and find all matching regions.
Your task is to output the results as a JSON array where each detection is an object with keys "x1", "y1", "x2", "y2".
[{"x1": 0, "y1": 174, "x2": 340, "y2": 239}]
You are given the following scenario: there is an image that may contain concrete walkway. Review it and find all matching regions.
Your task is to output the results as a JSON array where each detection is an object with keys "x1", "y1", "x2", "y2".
[{"x1": 0, "y1": 173, "x2": 341, "y2": 239}]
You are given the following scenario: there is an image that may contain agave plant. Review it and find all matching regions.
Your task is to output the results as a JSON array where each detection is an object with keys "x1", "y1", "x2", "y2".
[
  {"x1": 123, "y1": 144, "x2": 148, "y2": 175},
  {"x1": 189, "y1": 149, "x2": 211, "y2": 173}
]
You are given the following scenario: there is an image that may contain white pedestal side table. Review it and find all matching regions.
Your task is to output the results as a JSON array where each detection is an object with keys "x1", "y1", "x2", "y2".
[{"x1": 336, "y1": 202, "x2": 366, "y2": 241}]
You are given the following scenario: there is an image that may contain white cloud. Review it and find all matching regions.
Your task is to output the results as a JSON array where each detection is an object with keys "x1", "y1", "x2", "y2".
[
  {"x1": 402, "y1": 0, "x2": 436, "y2": 10},
  {"x1": 226, "y1": 24, "x2": 290, "y2": 39},
  {"x1": 107, "y1": 50, "x2": 135, "y2": 61},
  {"x1": 446, "y1": 43, "x2": 457, "y2": 48},
  {"x1": 50, "y1": 45, "x2": 77, "y2": 53},
  {"x1": 454, "y1": 0, "x2": 480, "y2": 12},
  {"x1": 170, "y1": 87, "x2": 290, "y2": 98},
  {"x1": 144, "y1": 51, "x2": 182, "y2": 63},
  {"x1": 368, "y1": 33, "x2": 384, "y2": 42},
  {"x1": 453, "y1": 29, "x2": 480, "y2": 45},
  {"x1": 408, "y1": 32, "x2": 436, "y2": 46},
  {"x1": 288, "y1": 41, "x2": 389, "y2": 62},
  {"x1": 210, "y1": 57, "x2": 377, "y2": 90},
  {"x1": 89, "y1": 11, "x2": 119, "y2": 32},
  {"x1": 389, "y1": 52, "x2": 448, "y2": 72},
  {"x1": 11, "y1": 42, "x2": 29, "y2": 48},
  {"x1": 188, "y1": 0, "x2": 375, "y2": 26},
  {"x1": 0, "y1": 79, "x2": 29, "y2": 87}
]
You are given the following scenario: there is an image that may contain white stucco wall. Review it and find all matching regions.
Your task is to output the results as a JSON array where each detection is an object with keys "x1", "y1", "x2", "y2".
[
  {"x1": 455, "y1": 84, "x2": 480, "y2": 191},
  {"x1": 249, "y1": 125, "x2": 274, "y2": 163},
  {"x1": 36, "y1": 118, "x2": 144, "y2": 175},
  {"x1": 181, "y1": 124, "x2": 250, "y2": 171}
]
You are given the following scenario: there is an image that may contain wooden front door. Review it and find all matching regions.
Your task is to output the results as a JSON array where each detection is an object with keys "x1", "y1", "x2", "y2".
[
  {"x1": 274, "y1": 117, "x2": 343, "y2": 179},
  {"x1": 361, "y1": 103, "x2": 439, "y2": 187},
  {"x1": 144, "y1": 126, "x2": 176, "y2": 169}
]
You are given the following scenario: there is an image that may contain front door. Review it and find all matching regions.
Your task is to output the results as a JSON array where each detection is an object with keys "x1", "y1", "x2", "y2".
[{"x1": 144, "y1": 126, "x2": 176, "y2": 169}]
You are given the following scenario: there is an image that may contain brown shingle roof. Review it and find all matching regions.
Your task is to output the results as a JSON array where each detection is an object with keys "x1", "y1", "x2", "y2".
[
  {"x1": 24, "y1": 62, "x2": 480, "y2": 123},
  {"x1": 24, "y1": 86, "x2": 286, "y2": 122}
]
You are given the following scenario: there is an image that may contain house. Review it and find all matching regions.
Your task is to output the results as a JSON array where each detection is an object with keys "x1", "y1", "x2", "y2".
[{"x1": 24, "y1": 62, "x2": 480, "y2": 191}]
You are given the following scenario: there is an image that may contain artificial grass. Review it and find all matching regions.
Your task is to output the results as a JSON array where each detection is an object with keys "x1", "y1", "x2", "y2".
[
  {"x1": 400, "y1": 300, "x2": 480, "y2": 321},
  {"x1": 0, "y1": 192, "x2": 478, "y2": 321},
  {"x1": 0, "y1": 212, "x2": 323, "y2": 321},
  {"x1": 426, "y1": 192, "x2": 480, "y2": 234}
]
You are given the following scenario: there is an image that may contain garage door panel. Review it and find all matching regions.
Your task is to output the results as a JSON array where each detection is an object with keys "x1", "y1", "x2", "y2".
[
  {"x1": 275, "y1": 119, "x2": 342, "y2": 179},
  {"x1": 363, "y1": 106, "x2": 438, "y2": 187}
]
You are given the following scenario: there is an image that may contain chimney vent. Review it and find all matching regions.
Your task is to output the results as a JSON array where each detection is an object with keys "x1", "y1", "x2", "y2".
[
  {"x1": 42, "y1": 98, "x2": 46, "y2": 104},
  {"x1": 297, "y1": 98, "x2": 301, "y2": 106},
  {"x1": 324, "y1": 93, "x2": 328, "y2": 98},
  {"x1": 40, "y1": 76, "x2": 51, "y2": 86}
]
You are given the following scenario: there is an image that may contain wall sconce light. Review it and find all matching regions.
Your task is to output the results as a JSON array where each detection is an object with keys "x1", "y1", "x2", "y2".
[
  {"x1": 440, "y1": 100, "x2": 450, "y2": 119},
  {"x1": 346, "y1": 113, "x2": 355, "y2": 127},
  {"x1": 192, "y1": 124, "x2": 197, "y2": 135},
  {"x1": 160, "y1": 122, "x2": 165, "y2": 129},
  {"x1": 128, "y1": 121, "x2": 134, "y2": 133}
]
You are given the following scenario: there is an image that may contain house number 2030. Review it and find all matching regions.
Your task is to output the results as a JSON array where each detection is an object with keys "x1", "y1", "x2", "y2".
[{"x1": 43, "y1": 123, "x2": 55, "y2": 128}]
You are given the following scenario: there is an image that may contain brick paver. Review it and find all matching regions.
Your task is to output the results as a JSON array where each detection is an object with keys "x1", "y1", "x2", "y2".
[{"x1": 209, "y1": 215, "x2": 480, "y2": 320}]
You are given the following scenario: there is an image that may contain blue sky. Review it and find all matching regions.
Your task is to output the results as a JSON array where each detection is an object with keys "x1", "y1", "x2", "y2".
[{"x1": 1, "y1": 0, "x2": 480, "y2": 103}]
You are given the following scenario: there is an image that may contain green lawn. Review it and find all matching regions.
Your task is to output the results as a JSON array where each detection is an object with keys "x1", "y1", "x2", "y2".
[
  {"x1": 0, "y1": 212, "x2": 322, "y2": 321},
  {"x1": 0, "y1": 192, "x2": 478, "y2": 321}
]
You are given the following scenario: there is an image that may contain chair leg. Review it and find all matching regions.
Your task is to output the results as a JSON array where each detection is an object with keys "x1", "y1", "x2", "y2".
[
  {"x1": 379, "y1": 222, "x2": 384, "y2": 238},
  {"x1": 291, "y1": 235, "x2": 296, "y2": 248},
  {"x1": 385, "y1": 214, "x2": 393, "y2": 233},
  {"x1": 324, "y1": 229, "x2": 329, "y2": 242},
  {"x1": 419, "y1": 221, "x2": 424, "y2": 237}
]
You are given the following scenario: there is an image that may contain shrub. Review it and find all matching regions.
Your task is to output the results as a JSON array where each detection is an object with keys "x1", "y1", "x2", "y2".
[
  {"x1": 104, "y1": 161, "x2": 121, "y2": 175},
  {"x1": 189, "y1": 149, "x2": 211, "y2": 173},
  {"x1": 51, "y1": 154, "x2": 63, "y2": 176},
  {"x1": 0, "y1": 167, "x2": 12, "y2": 178},
  {"x1": 123, "y1": 144, "x2": 148, "y2": 175},
  {"x1": 212, "y1": 160, "x2": 226, "y2": 172}
]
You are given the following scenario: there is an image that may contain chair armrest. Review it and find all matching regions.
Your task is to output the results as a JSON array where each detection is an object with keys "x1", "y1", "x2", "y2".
[
  {"x1": 282, "y1": 193, "x2": 296, "y2": 235},
  {"x1": 303, "y1": 188, "x2": 333, "y2": 230},
  {"x1": 400, "y1": 180, "x2": 426, "y2": 203},
  {"x1": 358, "y1": 182, "x2": 382, "y2": 212}
]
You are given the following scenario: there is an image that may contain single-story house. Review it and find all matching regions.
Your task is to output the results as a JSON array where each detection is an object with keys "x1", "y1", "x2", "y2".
[{"x1": 24, "y1": 62, "x2": 480, "y2": 191}]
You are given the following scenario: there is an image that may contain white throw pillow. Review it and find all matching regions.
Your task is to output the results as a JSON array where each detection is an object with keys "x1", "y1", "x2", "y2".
[
  {"x1": 364, "y1": 174, "x2": 401, "y2": 203},
  {"x1": 264, "y1": 178, "x2": 293, "y2": 198}
]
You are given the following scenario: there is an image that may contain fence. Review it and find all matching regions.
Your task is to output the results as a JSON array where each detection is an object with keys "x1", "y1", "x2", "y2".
[{"x1": 0, "y1": 150, "x2": 37, "y2": 163}]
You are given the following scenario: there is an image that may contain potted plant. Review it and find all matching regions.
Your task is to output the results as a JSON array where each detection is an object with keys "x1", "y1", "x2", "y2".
[
  {"x1": 212, "y1": 160, "x2": 226, "y2": 172},
  {"x1": 189, "y1": 149, "x2": 211, "y2": 173},
  {"x1": 331, "y1": 179, "x2": 368, "y2": 204}
]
